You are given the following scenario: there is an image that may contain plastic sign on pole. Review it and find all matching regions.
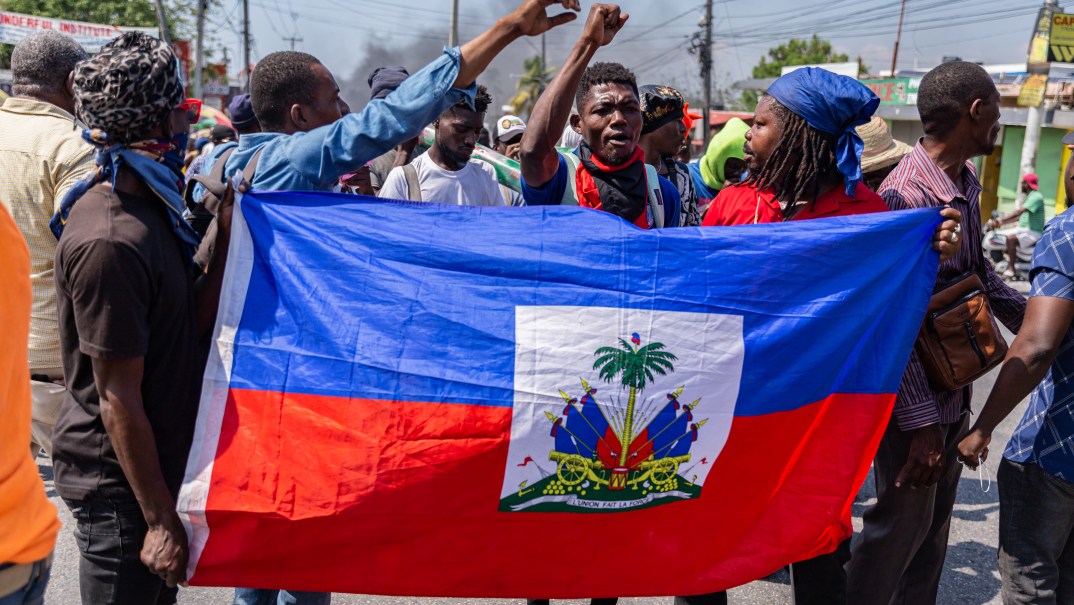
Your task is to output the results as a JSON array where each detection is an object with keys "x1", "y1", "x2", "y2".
[{"x1": 1019, "y1": 74, "x2": 1050, "y2": 107}]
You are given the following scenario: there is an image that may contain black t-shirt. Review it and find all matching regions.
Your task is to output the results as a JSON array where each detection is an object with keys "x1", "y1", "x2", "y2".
[{"x1": 52, "y1": 183, "x2": 201, "y2": 501}]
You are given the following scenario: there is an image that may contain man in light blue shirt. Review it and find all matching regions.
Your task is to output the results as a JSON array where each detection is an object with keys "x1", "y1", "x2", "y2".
[
  {"x1": 187, "y1": 93, "x2": 260, "y2": 204},
  {"x1": 223, "y1": 2, "x2": 583, "y2": 603},
  {"x1": 222, "y1": 0, "x2": 581, "y2": 194}
]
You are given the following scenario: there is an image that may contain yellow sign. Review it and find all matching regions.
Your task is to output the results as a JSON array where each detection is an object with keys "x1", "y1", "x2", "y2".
[
  {"x1": 1059, "y1": 142, "x2": 1070, "y2": 215},
  {"x1": 1019, "y1": 74, "x2": 1049, "y2": 107},
  {"x1": 1050, "y1": 12, "x2": 1074, "y2": 62}
]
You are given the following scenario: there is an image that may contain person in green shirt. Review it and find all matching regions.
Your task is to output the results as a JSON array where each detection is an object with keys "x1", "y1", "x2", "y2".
[{"x1": 989, "y1": 172, "x2": 1045, "y2": 278}]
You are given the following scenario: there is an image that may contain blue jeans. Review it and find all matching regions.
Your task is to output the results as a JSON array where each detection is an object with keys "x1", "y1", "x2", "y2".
[
  {"x1": 0, "y1": 555, "x2": 51, "y2": 605},
  {"x1": 233, "y1": 588, "x2": 331, "y2": 605}
]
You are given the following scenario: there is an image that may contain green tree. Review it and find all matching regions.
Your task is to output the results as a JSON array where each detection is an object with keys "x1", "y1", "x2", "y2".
[
  {"x1": 0, "y1": 0, "x2": 197, "y2": 68},
  {"x1": 741, "y1": 34, "x2": 868, "y2": 110},
  {"x1": 509, "y1": 55, "x2": 555, "y2": 118},
  {"x1": 593, "y1": 336, "x2": 677, "y2": 463}
]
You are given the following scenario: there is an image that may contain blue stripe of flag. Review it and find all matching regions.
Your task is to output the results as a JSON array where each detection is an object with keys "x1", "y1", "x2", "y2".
[{"x1": 228, "y1": 192, "x2": 939, "y2": 416}]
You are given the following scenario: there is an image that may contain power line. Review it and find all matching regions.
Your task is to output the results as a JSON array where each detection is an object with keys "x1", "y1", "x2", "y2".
[
  {"x1": 249, "y1": 0, "x2": 444, "y2": 39},
  {"x1": 719, "y1": 0, "x2": 1031, "y2": 40},
  {"x1": 608, "y1": 4, "x2": 703, "y2": 48}
]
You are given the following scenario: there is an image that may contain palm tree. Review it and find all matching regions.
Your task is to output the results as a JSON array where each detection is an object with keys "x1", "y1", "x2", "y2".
[
  {"x1": 509, "y1": 55, "x2": 556, "y2": 118},
  {"x1": 593, "y1": 334, "x2": 677, "y2": 469}
]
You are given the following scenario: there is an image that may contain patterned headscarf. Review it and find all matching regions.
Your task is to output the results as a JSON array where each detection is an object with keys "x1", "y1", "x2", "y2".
[
  {"x1": 639, "y1": 85, "x2": 686, "y2": 135},
  {"x1": 73, "y1": 32, "x2": 184, "y2": 143},
  {"x1": 52, "y1": 32, "x2": 200, "y2": 265}
]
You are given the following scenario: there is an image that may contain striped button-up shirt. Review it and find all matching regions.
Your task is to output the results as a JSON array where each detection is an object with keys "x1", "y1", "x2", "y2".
[
  {"x1": 0, "y1": 97, "x2": 95, "y2": 369},
  {"x1": 879, "y1": 141, "x2": 1026, "y2": 430}
]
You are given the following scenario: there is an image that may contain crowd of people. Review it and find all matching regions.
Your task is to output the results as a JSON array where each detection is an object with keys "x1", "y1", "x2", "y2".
[{"x1": 1, "y1": 1, "x2": 1074, "y2": 604}]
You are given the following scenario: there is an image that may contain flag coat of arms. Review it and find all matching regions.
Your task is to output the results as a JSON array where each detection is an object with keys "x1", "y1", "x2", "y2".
[{"x1": 178, "y1": 190, "x2": 940, "y2": 597}]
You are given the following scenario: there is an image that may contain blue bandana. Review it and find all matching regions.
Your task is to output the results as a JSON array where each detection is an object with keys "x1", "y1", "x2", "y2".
[
  {"x1": 766, "y1": 67, "x2": 880, "y2": 197},
  {"x1": 51, "y1": 129, "x2": 201, "y2": 265}
]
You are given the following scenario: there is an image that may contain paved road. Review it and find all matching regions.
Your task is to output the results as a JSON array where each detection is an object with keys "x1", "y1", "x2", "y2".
[{"x1": 37, "y1": 285, "x2": 1030, "y2": 604}]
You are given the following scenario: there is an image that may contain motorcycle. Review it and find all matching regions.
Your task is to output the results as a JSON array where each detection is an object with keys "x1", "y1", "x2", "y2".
[{"x1": 982, "y1": 210, "x2": 1034, "y2": 279}]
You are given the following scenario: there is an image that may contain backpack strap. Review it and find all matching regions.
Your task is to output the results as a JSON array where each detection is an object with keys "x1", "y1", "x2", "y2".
[
  {"x1": 193, "y1": 147, "x2": 262, "y2": 272},
  {"x1": 242, "y1": 148, "x2": 264, "y2": 185},
  {"x1": 207, "y1": 145, "x2": 237, "y2": 188},
  {"x1": 183, "y1": 146, "x2": 237, "y2": 213},
  {"x1": 560, "y1": 151, "x2": 580, "y2": 206},
  {"x1": 644, "y1": 163, "x2": 665, "y2": 229},
  {"x1": 402, "y1": 163, "x2": 422, "y2": 202},
  {"x1": 562, "y1": 151, "x2": 667, "y2": 228}
]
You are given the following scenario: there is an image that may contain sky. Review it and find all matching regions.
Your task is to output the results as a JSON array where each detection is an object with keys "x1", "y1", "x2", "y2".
[{"x1": 200, "y1": 0, "x2": 1074, "y2": 111}]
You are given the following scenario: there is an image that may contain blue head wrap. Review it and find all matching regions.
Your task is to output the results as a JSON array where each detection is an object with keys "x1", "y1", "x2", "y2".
[{"x1": 765, "y1": 67, "x2": 880, "y2": 197}]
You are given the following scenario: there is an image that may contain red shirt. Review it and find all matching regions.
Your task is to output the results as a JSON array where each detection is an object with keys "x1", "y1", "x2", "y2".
[{"x1": 701, "y1": 181, "x2": 888, "y2": 226}]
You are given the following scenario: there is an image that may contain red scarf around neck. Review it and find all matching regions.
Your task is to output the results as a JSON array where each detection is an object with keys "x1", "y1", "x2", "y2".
[{"x1": 575, "y1": 145, "x2": 650, "y2": 228}]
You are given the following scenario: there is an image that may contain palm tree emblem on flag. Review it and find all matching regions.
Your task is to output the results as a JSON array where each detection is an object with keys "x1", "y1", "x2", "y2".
[{"x1": 501, "y1": 333, "x2": 709, "y2": 512}]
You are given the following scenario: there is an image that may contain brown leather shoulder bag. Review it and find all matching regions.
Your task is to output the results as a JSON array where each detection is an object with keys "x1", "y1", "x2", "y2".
[{"x1": 914, "y1": 262, "x2": 1008, "y2": 391}]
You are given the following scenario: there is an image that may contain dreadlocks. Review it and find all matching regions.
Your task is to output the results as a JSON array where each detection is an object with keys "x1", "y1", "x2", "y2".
[{"x1": 745, "y1": 94, "x2": 840, "y2": 212}]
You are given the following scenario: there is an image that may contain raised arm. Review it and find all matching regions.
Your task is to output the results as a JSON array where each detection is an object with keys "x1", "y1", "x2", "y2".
[
  {"x1": 454, "y1": 0, "x2": 580, "y2": 89},
  {"x1": 284, "y1": 1, "x2": 581, "y2": 188},
  {"x1": 519, "y1": 4, "x2": 628, "y2": 188}
]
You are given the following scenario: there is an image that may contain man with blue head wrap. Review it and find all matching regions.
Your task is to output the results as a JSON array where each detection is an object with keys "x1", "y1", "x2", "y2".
[{"x1": 689, "y1": 67, "x2": 962, "y2": 605}]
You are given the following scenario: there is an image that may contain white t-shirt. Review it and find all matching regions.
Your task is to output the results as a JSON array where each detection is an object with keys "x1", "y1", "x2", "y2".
[{"x1": 378, "y1": 153, "x2": 506, "y2": 206}]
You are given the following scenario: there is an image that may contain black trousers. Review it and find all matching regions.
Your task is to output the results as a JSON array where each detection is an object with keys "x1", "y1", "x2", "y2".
[
  {"x1": 526, "y1": 600, "x2": 618, "y2": 605},
  {"x1": 678, "y1": 539, "x2": 851, "y2": 605},
  {"x1": 64, "y1": 498, "x2": 178, "y2": 605}
]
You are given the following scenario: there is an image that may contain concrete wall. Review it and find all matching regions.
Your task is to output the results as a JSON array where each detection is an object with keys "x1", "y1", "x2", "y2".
[
  {"x1": 997, "y1": 125, "x2": 1065, "y2": 220},
  {"x1": 889, "y1": 120, "x2": 924, "y2": 147}
]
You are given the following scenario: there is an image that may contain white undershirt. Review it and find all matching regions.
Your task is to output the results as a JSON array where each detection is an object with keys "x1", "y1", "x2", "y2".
[{"x1": 378, "y1": 153, "x2": 506, "y2": 207}]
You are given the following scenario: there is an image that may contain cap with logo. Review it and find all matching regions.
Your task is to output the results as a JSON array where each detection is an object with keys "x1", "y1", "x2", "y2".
[{"x1": 495, "y1": 115, "x2": 527, "y2": 142}]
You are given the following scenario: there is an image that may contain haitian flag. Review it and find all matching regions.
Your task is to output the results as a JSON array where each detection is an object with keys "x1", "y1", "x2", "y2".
[{"x1": 178, "y1": 190, "x2": 940, "y2": 597}]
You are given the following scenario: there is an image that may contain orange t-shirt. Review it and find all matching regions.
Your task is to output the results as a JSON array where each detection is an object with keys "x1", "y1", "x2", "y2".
[{"x1": 0, "y1": 203, "x2": 59, "y2": 563}]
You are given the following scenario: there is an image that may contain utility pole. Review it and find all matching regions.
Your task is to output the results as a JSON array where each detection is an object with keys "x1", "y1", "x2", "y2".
[
  {"x1": 283, "y1": 36, "x2": 303, "y2": 51},
  {"x1": 890, "y1": 0, "x2": 907, "y2": 76},
  {"x1": 702, "y1": 0, "x2": 713, "y2": 149},
  {"x1": 538, "y1": 32, "x2": 548, "y2": 96},
  {"x1": 222, "y1": 47, "x2": 230, "y2": 94},
  {"x1": 1019, "y1": 0, "x2": 1060, "y2": 207},
  {"x1": 194, "y1": 0, "x2": 207, "y2": 98},
  {"x1": 243, "y1": 0, "x2": 252, "y2": 92},
  {"x1": 153, "y1": 0, "x2": 170, "y2": 44},
  {"x1": 448, "y1": 0, "x2": 459, "y2": 47}
]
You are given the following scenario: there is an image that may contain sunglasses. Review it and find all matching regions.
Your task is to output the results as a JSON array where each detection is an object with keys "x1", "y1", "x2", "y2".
[{"x1": 178, "y1": 98, "x2": 202, "y2": 123}]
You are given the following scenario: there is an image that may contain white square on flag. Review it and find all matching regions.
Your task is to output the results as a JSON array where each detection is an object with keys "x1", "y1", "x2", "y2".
[{"x1": 501, "y1": 306, "x2": 744, "y2": 513}]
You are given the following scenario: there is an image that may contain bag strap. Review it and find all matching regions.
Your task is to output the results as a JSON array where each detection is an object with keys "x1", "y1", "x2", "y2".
[
  {"x1": 242, "y1": 148, "x2": 264, "y2": 185},
  {"x1": 206, "y1": 145, "x2": 238, "y2": 186},
  {"x1": 561, "y1": 151, "x2": 666, "y2": 228},
  {"x1": 561, "y1": 151, "x2": 580, "y2": 206},
  {"x1": 644, "y1": 163, "x2": 664, "y2": 229},
  {"x1": 402, "y1": 163, "x2": 422, "y2": 202},
  {"x1": 183, "y1": 146, "x2": 238, "y2": 213}
]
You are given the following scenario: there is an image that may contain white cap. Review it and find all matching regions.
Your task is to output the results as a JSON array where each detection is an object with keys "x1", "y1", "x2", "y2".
[{"x1": 494, "y1": 115, "x2": 527, "y2": 141}]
